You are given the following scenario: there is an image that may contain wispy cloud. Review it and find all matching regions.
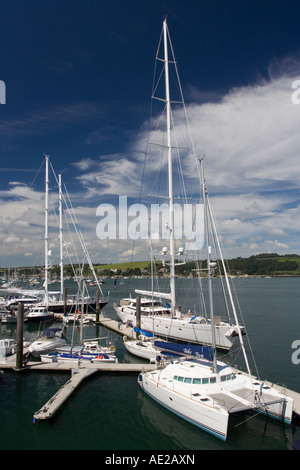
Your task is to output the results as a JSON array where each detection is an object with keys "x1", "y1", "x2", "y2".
[{"x1": 0, "y1": 101, "x2": 100, "y2": 151}]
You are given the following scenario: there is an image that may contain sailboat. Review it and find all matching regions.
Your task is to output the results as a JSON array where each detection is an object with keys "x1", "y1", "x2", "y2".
[
  {"x1": 138, "y1": 19, "x2": 294, "y2": 441},
  {"x1": 114, "y1": 21, "x2": 244, "y2": 351},
  {"x1": 26, "y1": 156, "x2": 108, "y2": 315}
]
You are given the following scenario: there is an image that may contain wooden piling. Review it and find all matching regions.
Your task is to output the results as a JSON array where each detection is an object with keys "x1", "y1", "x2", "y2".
[
  {"x1": 136, "y1": 295, "x2": 141, "y2": 330},
  {"x1": 16, "y1": 303, "x2": 24, "y2": 370},
  {"x1": 96, "y1": 289, "x2": 100, "y2": 323}
]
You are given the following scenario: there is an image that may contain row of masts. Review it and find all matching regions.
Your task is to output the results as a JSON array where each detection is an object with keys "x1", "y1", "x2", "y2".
[{"x1": 43, "y1": 154, "x2": 104, "y2": 307}]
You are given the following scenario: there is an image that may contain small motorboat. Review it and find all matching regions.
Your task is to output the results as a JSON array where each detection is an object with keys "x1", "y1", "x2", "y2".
[
  {"x1": 26, "y1": 306, "x2": 54, "y2": 323},
  {"x1": 28, "y1": 327, "x2": 67, "y2": 357}
]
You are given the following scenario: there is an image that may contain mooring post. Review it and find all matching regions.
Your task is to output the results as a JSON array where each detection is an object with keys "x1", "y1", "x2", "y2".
[
  {"x1": 136, "y1": 295, "x2": 141, "y2": 332},
  {"x1": 96, "y1": 289, "x2": 100, "y2": 323},
  {"x1": 16, "y1": 303, "x2": 24, "y2": 370}
]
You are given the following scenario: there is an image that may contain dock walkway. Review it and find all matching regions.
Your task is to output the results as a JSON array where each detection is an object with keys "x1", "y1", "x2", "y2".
[
  {"x1": 95, "y1": 315, "x2": 137, "y2": 339},
  {"x1": 33, "y1": 368, "x2": 97, "y2": 421},
  {"x1": 31, "y1": 362, "x2": 156, "y2": 421}
]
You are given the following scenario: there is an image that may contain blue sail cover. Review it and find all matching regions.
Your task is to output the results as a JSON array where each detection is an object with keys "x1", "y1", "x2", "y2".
[
  {"x1": 154, "y1": 340, "x2": 214, "y2": 361},
  {"x1": 133, "y1": 327, "x2": 154, "y2": 337}
]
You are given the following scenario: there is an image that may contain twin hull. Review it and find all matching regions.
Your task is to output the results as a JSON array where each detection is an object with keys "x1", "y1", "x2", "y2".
[
  {"x1": 138, "y1": 369, "x2": 294, "y2": 441},
  {"x1": 138, "y1": 372, "x2": 228, "y2": 440}
]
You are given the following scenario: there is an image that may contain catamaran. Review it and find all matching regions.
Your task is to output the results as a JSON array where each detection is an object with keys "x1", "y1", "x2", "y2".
[{"x1": 138, "y1": 19, "x2": 294, "y2": 440}]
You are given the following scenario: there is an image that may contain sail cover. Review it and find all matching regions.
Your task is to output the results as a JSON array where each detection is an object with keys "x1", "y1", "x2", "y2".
[
  {"x1": 154, "y1": 340, "x2": 214, "y2": 361},
  {"x1": 134, "y1": 327, "x2": 154, "y2": 337}
]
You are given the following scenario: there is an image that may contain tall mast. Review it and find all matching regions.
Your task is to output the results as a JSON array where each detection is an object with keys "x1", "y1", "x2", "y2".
[
  {"x1": 200, "y1": 158, "x2": 217, "y2": 373},
  {"x1": 58, "y1": 174, "x2": 64, "y2": 298},
  {"x1": 163, "y1": 18, "x2": 176, "y2": 314},
  {"x1": 44, "y1": 154, "x2": 49, "y2": 306}
]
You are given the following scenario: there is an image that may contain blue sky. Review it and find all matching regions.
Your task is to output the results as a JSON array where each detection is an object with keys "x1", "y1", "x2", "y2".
[{"x1": 1, "y1": 0, "x2": 300, "y2": 267}]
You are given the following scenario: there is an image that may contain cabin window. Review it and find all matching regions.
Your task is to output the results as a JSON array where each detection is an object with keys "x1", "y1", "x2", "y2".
[
  {"x1": 184, "y1": 377, "x2": 192, "y2": 383},
  {"x1": 221, "y1": 374, "x2": 232, "y2": 382},
  {"x1": 174, "y1": 376, "x2": 178, "y2": 380},
  {"x1": 178, "y1": 377, "x2": 184, "y2": 382},
  {"x1": 192, "y1": 378, "x2": 202, "y2": 384},
  {"x1": 210, "y1": 377, "x2": 216, "y2": 384},
  {"x1": 202, "y1": 378, "x2": 209, "y2": 384}
]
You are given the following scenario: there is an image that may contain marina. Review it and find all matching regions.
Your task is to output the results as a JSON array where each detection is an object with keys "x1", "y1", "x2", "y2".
[
  {"x1": 0, "y1": 20, "x2": 299, "y2": 449},
  {"x1": 2, "y1": 343, "x2": 300, "y2": 425},
  {"x1": 1, "y1": 276, "x2": 300, "y2": 449}
]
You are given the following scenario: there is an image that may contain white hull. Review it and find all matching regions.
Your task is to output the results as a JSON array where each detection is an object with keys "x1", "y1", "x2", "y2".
[
  {"x1": 40, "y1": 352, "x2": 117, "y2": 363},
  {"x1": 124, "y1": 339, "x2": 157, "y2": 361},
  {"x1": 115, "y1": 305, "x2": 240, "y2": 350},
  {"x1": 139, "y1": 365, "x2": 228, "y2": 440},
  {"x1": 138, "y1": 359, "x2": 294, "y2": 441},
  {"x1": 28, "y1": 339, "x2": 67, "y2": 357}
]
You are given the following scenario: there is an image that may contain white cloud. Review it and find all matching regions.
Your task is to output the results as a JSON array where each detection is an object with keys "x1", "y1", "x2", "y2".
[
  {"x1": 76, "y1": 155, "x2": 143, "y2": 196},
  {"x1": 1, "y1": 56, "x2": 300, "y2": 265},
  {"x1": 73, "y1": 55, "x2": 300, "y2": 259}
]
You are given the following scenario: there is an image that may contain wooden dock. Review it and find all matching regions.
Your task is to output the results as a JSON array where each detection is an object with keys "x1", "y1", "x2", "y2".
[
  {"x1": 95, "y1": 315, "x2": 137, "y2": 339},
  {"x1": 31, "y1": 362, "x2": 156, "y2": 421},
  {"x1": 33, "y1": 367, "x2": 97, "y2": 421}
]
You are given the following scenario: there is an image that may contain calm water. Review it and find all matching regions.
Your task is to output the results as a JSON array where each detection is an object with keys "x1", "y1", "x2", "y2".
[{"x1": 0, "y1": 277, "x2": 300, "y2": 450}]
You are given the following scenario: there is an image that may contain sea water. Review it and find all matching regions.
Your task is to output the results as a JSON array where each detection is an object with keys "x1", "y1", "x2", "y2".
[{"x1": 0, "y1": 277, "x2": 300, "y2": 450}]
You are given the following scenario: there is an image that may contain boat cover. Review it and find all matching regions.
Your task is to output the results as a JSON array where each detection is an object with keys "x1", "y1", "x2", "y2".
[
  {"x1": 154, "y1": 340, "x2": 214, "y2": 361},
  {"x1": 133, "y1": 327, "x2": 154, "y2": 337}
]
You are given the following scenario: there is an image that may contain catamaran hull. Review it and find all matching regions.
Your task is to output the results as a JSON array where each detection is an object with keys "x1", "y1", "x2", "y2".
[
  {"x1": 138, "y1": 372, "x2": 229, "y2": 440},
  {"x1": 115, "y1": 306, "x2": 239, "y2": 350}
]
